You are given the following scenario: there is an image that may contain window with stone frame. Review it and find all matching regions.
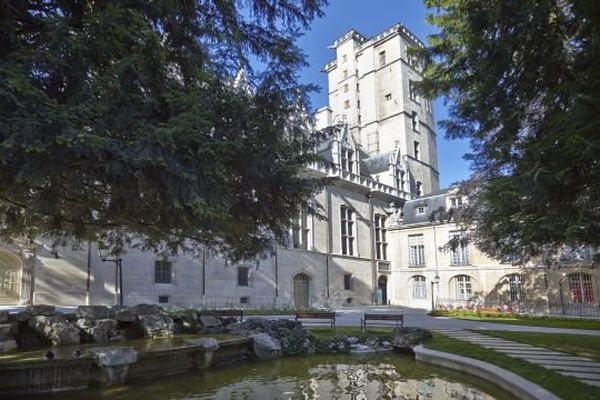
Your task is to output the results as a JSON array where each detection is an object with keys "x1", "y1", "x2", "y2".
[
  {"x1": 412, "y1": 275, "x2": 427, "y2": 299},
  {"x1": 411, "y1": 111, "x2": 419, "y2": 131},
  {"x1": 449, "y1": 231, "x2": 469, "y2": 265},
  {"x1": 409, "y1": 80, "x2": 420, "y2": 103},
  {"x1": 374, "y1": 214, "x2": 388, "y2": 260},
  {"x1": 507, "y1": 274, "x2": 523, "y2": 302},
  {"x1": 238, "y1": 266, "x2": 249, "y2": 287},
  {"x1": 154, "y1": 260, "x2": 172, "y2": 284},
  {"x1": 344, "y1": 274, "x2": 353, "y2": 290},
  {"x1": 408, "y1": 234, "x2": 425, "y2": 266},
  {"x1": 569, "y1": 273, "x2": 594, "y2": 303},
  {"x1": 341, "y1": 147, "x2": 354, "y2": 172},
  {"x1": 416, "y1": 181, "x2": 423, "y2": 196},
  {"x1": 454, "y1": 275, "x2": 472, "y2": 300},
  {"x1": 379, "y1": 50, "x2": 386, "y2": 67},
  {"x1": 292, "y1": 209, "x2": 311, "y2": 250},
  {"x1": 340, "y1": 205, "x2": 355, "y2": 256},
  {"x1": 396, "y1": 168, "x2": 406, "y2": 191}
]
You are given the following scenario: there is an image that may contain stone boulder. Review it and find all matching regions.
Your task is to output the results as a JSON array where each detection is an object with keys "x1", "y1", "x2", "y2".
[
  {"x1": 252, "y1": 333, "x2": 281, "y2": 359},
  {"x1": 133, "y1": 304, "x2": 164, "y2": 315},
  {"x1": 9, "y1": 311, "x2": 32, "y2": 323},
  {"x1": 28, "y1": 315, "x2": 64, "y2": 337},
  {"x1": 76, "y1": 306, "x2": 111, "y2": 320},
  {"x1": 392, "y1": 327, "x2": 432, "y2": 353},
  {"x1": 186, "y1": 337, "x2": 219, "y2": 352},
  {"x1": 113, "y1": 307, "x2": 136, "y2": 322},
  {"x1": 0, "y1": 311, "x2": 8, "y2": 323},
  {"x1": 85, "y1": 347, "x2": 138, "y2": 385},
  {"x1": 199, "y1": 315, "x2": 222, "y2": 329},
  {"x1": 0, "y1": 339, "x2": 17, "y2": 353},
  {"x1": 47, "y1": 322, "x2": 81, "y2": 345},
  {"x1": 229, "y1": 318, "x2": 308, "y2": 356},
  {"x1": 0, "y1": 323, "x2": 17, "y2": 338},
  {"x1": 26, "y1": 305, "x2": 56, "y2": 316},
  {"x1": 136, "y1": 314, "x2": 175, "y2": 338}
]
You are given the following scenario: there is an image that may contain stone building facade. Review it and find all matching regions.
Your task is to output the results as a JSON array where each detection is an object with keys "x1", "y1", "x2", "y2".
[{"x1": 1, "y1": 24, "x2": 598, "y2": 313}]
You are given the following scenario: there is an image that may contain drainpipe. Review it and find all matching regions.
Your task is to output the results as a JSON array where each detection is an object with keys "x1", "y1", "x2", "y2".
[
  {"x1": 202, "y1": 247, "x2": 206, "y2": 307},
  {"x1": 432, "y1": 224, "x2": 440, "y2": 305},
  {"x1": 86, "y1": 241, "x2": 91, "y2": 305},
  {"x1": 368, "y1": 192, "x2": 376, "y2": 304},
  {"x1": 326, "y1": 186, "x2": 332, "y2": 299}
]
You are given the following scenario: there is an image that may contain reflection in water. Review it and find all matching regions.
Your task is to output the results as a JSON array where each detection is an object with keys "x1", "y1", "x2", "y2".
[{"x1": 23, "y1": 353, "x2": 514, "y2": 400}]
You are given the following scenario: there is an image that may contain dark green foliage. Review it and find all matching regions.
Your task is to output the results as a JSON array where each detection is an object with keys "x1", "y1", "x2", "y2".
[
  {"x1": 420, "y1": 1, "x2": 600, "y2": 261},
  {"x1": 0, "y1": 1, "x2": 328, "y2": 258}
]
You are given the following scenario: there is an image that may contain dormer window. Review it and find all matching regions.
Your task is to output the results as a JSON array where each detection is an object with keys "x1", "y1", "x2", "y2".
[
  {"x1": 396, "y1": 168, "x2": 406, "y2": 191},
  {"x1": 416, "y1": 205, "x2": 427, "y2": 215},
  {"x1": 341, "y1": 148, "x2": 354, "y2": 172},
  {"x1": 450, "y1": 196, "x2": 464, "y2": 208}
]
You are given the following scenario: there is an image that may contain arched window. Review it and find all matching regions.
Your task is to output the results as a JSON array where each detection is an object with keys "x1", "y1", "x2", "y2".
[
  {"x1": 507, "y1": 274, "x2": 523, "y2": 302},
  {"x1": 412, "y1": 275, "x2": 427, "y2": 299},
  {"x1": 454, "y1": 275, "x2": 472, "y2": 300},
  {"x1": 569, "y1": 273, "x2": 594, "y2": 304}
]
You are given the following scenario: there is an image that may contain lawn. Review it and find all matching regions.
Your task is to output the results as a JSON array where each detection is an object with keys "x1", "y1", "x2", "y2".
[
  {"x1": 424, "y1": 333, "x2": 600, "y2": 400},
  {"x1": 476, "y1": 330, "x2": 600, "y2": 361},
  {"x1": 431, "y1": 309, "x2": 600, "y2": 330}
]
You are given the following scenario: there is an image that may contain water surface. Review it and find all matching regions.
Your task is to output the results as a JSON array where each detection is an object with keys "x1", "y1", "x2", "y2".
[{"x1": 22, "y1": 353, "x2": 516, "y2": 400}]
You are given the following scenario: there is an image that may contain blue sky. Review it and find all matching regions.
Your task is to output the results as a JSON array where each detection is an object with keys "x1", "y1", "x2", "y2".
[{"x1": 295, "y1": 0, "x2": 471, "y2": 188}]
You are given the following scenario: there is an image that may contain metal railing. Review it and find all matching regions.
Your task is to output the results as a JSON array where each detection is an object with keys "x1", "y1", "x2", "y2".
[{"x1": 435, "y1": 297, "x2": 600, "y2": 319}]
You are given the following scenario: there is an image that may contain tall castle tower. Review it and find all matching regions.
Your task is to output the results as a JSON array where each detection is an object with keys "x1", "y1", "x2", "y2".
[{"x1": 316, "y1": 24, "x2": 440, "y2": 196}]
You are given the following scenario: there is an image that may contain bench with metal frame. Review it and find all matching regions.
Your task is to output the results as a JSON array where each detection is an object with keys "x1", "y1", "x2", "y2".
[
  {"x1": 361, "y1": 313, "x2": 404, "y2": 331},
  {"x1": 295, "y1": 311, "x2": 336, "y2": 329}
]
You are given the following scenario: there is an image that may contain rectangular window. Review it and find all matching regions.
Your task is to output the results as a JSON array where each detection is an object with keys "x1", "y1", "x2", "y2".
[
  {"x1": 455, "y1": 275, "x2": 472, "y2": 300},
  {"x1": 158, "y1": 295, "x2": 169, "y2": 303},
  {"x1": 413, "y1": 141, "x2": 420, "y2": 160},
  {"x1": 154, "y1": 260, "x2": 172, "y2": 284},
  {"x1": 409, "y1": 80, "x2": 420, "y2": 103},
  {"x1": 450, "y1": 197, "x2": 464, "y2": 208},
  {"x1": 340, "y1": 205, "x2": 355, "y2": 256},
  {"x1": 412, "y1": 276, "x2": 427, "y2": 299},
  {"x1": 409, "y1": 234, "x2": 425, "y2": 266},
  {"x1": 379, "y1": 51, "x2": 386, "y2": 67},
  {"x1": 425, "y1": 98, "x2": 432, "y2": 114},
  {"x1": 450, "y1": 231, "x2": 469, "y2": 265},
  {"x1": 342, "y1": 54, "x2": 348, "y2": 63},
  {"x1": 341, "y1": 148, "x2": 354, "y2": 172},
  {"x1": 416, "y1": 181, "x2": 423, "y2": 196},
  {"x1": 343, "y1": 83, "x2": 349, "y2": 92},
  {"x1": 411, "y1": 111, "x2": 419, "y2": 131},
  {"x1": 375, "y1": 214, "x2": 388, "y2": 260},
  {"x1": 240, "y1": 296, "x2": 249, "y2": 304},
  {"x1": 396, "y1": 169, "x2": 405, "y2": 191},
  {"x1": 343, "y1": 70, "x2": 348, "y2": 79},
  {"x1": 385, "y1": 93, "x2": 392, "y2": 101},
  {"x1": 238, "y1": 266, "x2": 249, "y2": 287},
  {"x1": 344, "y1": 100, "x2": 350, "y2": 109},
  {"x1": 416, "y1": 206, "x2": 426, "y2": 215},
  {"x1": 292, "y1": 210, "x2": 310, "y2": 250},
  {"x1": 344, "y1": 274, "x2": 352, "y2": 290}
]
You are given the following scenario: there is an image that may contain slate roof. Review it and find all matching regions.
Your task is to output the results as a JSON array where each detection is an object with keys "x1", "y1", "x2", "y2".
[{"x1": 402, "y1": 188, "x2": 454, "y2": 225}]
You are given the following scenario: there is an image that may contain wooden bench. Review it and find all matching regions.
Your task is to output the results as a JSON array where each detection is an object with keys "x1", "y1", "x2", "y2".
[
  {"x1": 295, "y1": 311, "x2": 336, "y2": 329},
  {"x1": 361, "y1": 313, "x2": 404, "y2": 331},
  {"x1": 476, "y1": 307, "x2": 502, "y2": 316},
  {"x1": 203, "y1": 309, "x2": 244, "y2": 322}
]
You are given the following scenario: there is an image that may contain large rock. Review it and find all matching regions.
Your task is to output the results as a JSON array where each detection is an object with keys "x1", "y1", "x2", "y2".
[
  {"x1": 75, "y1": 318, "x2": 95, "y2": 329},
  {"x1": 10, "y1": 311, "x2": 32, "y2": 323},
  {"x1": 0, "y1": 339, "x2": 17, "y2": 353},
  {"x1": 392, "y1": 327, "x2": 432, "y2": 352},
  {"x1": 85, "y1": 347, "x2": 138, "y2": 385},
  {"x1": 26, "y1": 305, "x2": 56, "y2": 316},
  {"x1": 0, "y1": 311, "x2": 8, "y2": 323},
  {"x1": 48, "y1": 322, "x2": 81, "y2": 345},
  {"x1": 114, "y1": 308, "x2": 136, "y2": 322},
  {"x1": 76, "y1": 306, "x2": 111, "y2": 320},
  {"x1": 28, "y1": 315, "x2": 64, "y2": 337},
  {"x1": 133, "y1": 304, "x2": 164, "y2": 315},
  {"x1": 186, "y1": 337, "x2": 219, "y2": 352},
  {"x1": 199, "y1": 316, "x2": 222, "y2": 329},
  {"x1": 252, "y1": 333, "x2": 282, "y2": 359},
  {"x1": 0, "y1": 323, "x2": 17, "y2": 338},
  {"x1": 136, "y1": 314, "x2": 175, "y2": 338}
]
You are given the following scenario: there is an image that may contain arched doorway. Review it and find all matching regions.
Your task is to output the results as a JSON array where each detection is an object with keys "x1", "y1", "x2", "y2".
[
  {"x1": 0, "y1": 251, "x2": 21, "y2": 304},
  {"x1": 293, "y1": 273, "x2": 310, "y2": 308},
  {"x1": 377, "y1": 275, "x2": 388, "y2": 305}
]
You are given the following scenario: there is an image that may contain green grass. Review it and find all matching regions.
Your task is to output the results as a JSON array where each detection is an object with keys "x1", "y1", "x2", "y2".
[
  {"x1": 476, "y1": 330, "x2": 600, "y2": 361},
  {"x1": 424, "y1": 333, "x2": 600, "y2": 400},
  {"x1": 431, "y1": 309, "x2": 600, "y2": 330},
  {"x1": 307, "y1": 327, "x2": 394, "y2": 339}
]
